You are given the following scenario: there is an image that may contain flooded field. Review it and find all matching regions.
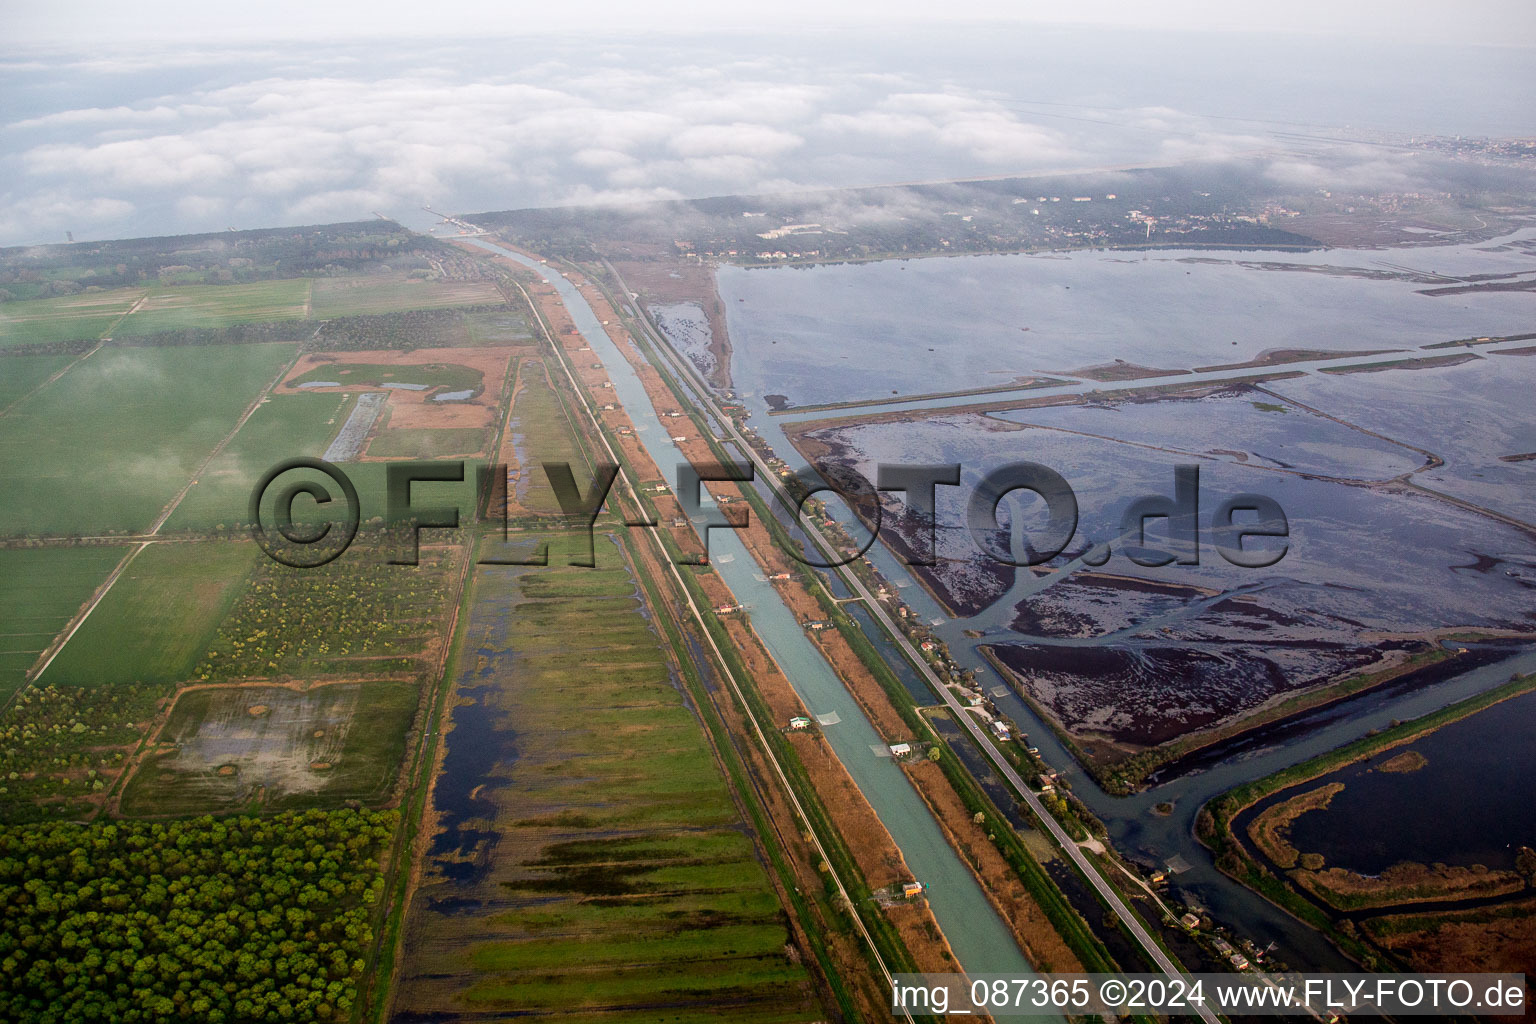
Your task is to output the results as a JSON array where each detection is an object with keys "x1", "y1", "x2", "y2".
[
  {"x1": 391, "y1": 539, "x2": 820, "y2": 1023},
  {"x1": 700, "y1": 230, "x2": 1536, "y2": 808},
  {"x1": 650, "y1": 226, "x2": 1535, "y2": 970},
  {"x1": 121, "y1": 680, "x2": 418, "y2": 815},
  {"x1": 987, "y1": 383, "x2": 1424, "y2": 482},
  {"x1": 650, "y1": 301, "x2": 717, "y2": 379},
  {"x1": 1197, "y1": 675, "x2": 1536, "y2": 977},
  {"x1": 795, "y1": 397, "x2": 1536, "y2": 774},
  {"x1": 1267, "y1": 354, "x2": 1536, "y2": 523}
]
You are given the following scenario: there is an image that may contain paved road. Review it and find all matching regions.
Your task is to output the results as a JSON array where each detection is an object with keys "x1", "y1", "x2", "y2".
[{"x1": 601, "y1": 258, "x2": 1224, "y2": 1024}]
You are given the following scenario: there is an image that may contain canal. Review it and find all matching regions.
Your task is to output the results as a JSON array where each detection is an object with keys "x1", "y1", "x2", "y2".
[{"x1": 466, "y1": 237, "x2": 1040, "y2": 979}]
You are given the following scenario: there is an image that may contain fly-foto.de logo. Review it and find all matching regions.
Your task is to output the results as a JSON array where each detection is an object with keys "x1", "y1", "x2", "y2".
[{"x1": 250, "y1": 457, "x2": 1288, "y2": 572}]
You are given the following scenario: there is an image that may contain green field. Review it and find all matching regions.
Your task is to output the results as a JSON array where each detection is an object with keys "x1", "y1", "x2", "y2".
[
  {"x1": 392, "y1": 540, "x2": 821, "y2": 1022},
  {"x1": 289, "y1": 361, "x2": 484, "y2": 392},
  {"x1": 119, "y1": 678, "x2": 418, "y2": 815},
  {"x1": 464, "y1": 307, "x2": 534, "y2": 345},
  {"x1": 41, "y1": 541, "x2": 257, "y2": 688},
  {"x1": 0, "y1": 547, "x2": 129, "y2": 699},
  {"x1": 162, "y1": 391, "x2": 353, "y2": 531},
  {"x1": 366, "y1": 427, "x2": 487, "y2": 459},
  {"x1": 0, "y1": 288, "x2": 144, "y2": 347},
  {"x1": 309, "y1": 274, "x2": 503, "y2": 317},
  {"x1": 0, "y1": 353, "x2": 76, "y2": 412},
  {"x1": 111, "y1": 279, "x2": 312, "y2": 335},
  {"x1": 0, "y1": 342, "x2": 297, "y2": 535},
  {"x1": 505, "y1": 357, "x2": 588, "y2": 515}
]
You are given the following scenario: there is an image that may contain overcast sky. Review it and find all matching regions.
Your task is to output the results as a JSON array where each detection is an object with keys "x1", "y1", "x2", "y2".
[
  {"x1": 2, "y1": 3, "x2": 1533, "y2": 246},
  {"x1": 7, "y1": 0, "x2": 1536, "y2": 48}
]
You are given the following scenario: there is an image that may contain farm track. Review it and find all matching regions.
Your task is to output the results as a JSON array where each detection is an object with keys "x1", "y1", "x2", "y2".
[
  {"x1": 101, "y1": 293, "x2": 149, "y2": 336},
  {"x1": 5, "y1": 349, "x2": 301, "y2": 716},
  {"x1": 145, "y1": 350, "x2": 303, "y2": 535},
  {"x1": 0, "y1": 342, "x2": 104, "y2": 419},
  {"x1": 2, "y1": 541, "x2": 149, "y2": 717}
]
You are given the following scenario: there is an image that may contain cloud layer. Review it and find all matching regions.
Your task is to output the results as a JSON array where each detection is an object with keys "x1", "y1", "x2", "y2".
[{"x1": 1, "y1": 32, "x2": 1529, "y2": 245}]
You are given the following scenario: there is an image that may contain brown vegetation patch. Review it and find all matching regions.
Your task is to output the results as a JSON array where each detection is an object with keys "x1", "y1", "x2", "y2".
[
  {"x1": 1248, "y1": 782, "x2": 1343, "y2": 870},
  {"x1": 610, "y1": 257, "x2": 733, "y2": 389},
  {"x1": 1054, "y1": 360, "x2": 1191, "y2": 381},
  {"x1": 1365, "y1": 896, "x2": 1536, "y2": 981},
  {"x1": 1374, "y1": 750, "x2": 1428, "y2": 774},
  {"x1": 279, "y1": 346, "x2": 514, "y2": 444},
  {"x1": 1293, "y1": 860, "x2": 1526, "y2": 911}
]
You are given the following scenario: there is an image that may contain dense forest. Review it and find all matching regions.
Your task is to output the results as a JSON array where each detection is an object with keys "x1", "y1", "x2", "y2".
[
  {"x1": 0, "y1": 221, "x2": 441, "y2": 301},
  {"x1": 0, "y1": 809, "x2": 396, "y2": 1023},
  {"x1": 469, "y1": 163, "x2": 1325, "y2": 261}
]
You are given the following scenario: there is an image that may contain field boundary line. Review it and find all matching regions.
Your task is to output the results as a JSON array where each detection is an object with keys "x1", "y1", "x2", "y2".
[
  {"x1": 0, "y1": 341, "x2": 103, "y2": 419},
  {"x1": 3, "y1": 345, "x2": 299, "y2": 721},
  {"x1": 145, "y1": 347, "x2": 303, "y2": 536},
  {"x1": 99, "y1": 291, "x2": 149, "y2": 337},
  {"x1": 5, "y1": 541, "x2": 149, "y2": 714}
]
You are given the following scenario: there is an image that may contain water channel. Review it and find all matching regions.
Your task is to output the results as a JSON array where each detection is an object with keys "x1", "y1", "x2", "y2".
[{"x1": 465, "y1": 237, "x2": 1039, "y2": 979}]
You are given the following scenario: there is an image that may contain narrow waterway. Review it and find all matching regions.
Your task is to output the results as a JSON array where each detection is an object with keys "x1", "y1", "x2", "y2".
[
  {"x1": 466, "y1": 238, "x2": 1038, "y2": 979},
  {"x1": 740, "y1": 381, "x2": 1536, "y2": 970}
]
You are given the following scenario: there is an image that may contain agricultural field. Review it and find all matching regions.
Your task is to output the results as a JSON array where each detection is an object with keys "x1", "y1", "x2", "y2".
[
  {"x1": 365, "y1": 426, "x2": 487, "y2": 459},
  {"x1": 500, "y1": 356, "x2": 588, "y2": 516},
  {"x1": 464, "y1": 307, "x2": 534, "y2": 345},
  {"x1": 0, "y1": 353, "x2": 78, "y2": 411},
  {"x1": 0, "y1": 546, "x2": 129, "y2": 699},
  {"x1": 0, "y1": 342, "x2": 298, "y2": 535},
  {"x1": 0, "y1": 809, "x2": 397, "y2": 1022},
  {"x1": 308, "y1": 305, "x2": 535, "y2": 352},
  {"x1": 279, "y1": 348, "x2": 512, "y2": 466},
  {"x1": 162, "y1": 391, "x2": 356, "y2": 531},
  {"x1": 110, "y1": 279, "x2": 312, "y2": 335},
  {"x1": 41, "y1": 541, "x2": 257, "y2": 688},
  {"x1": 0, "y1": 287, "x2": 144, "y2": 347},
  {"x1": 120, "y1": 679, "x2": 419, "y2": 816},
  {"x1": 391, "y1": 539, "x2": 823, "y2": 1023},
  {"x1": 288, "y1": 361, "x2": 484, "y2": 394},
  {"x1": 194, "y1": 543, "x2": 460, "y2": 682},
  {"x1": 309, "y1": 273, "x2": 503, "y2": 317}
]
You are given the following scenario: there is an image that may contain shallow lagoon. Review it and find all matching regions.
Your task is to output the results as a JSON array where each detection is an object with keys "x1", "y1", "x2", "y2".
[
  {"x1": 1281, "y1": 688, "x2": 1536, "y2": 873},
  {"x1": 717, "y1": 231, "x2": 1536, "y2": 407},
  {"x1": 801, "y1": 408, "x2": 1536, "y2": 633},
  {"x1": 1269, "y1": 354, "x2": 1536, "y2": 524}
]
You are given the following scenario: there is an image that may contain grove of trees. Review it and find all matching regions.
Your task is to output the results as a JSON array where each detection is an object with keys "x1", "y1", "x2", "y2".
[{"x1": 0, "y1": 809, "x2": 397, "y2": 1023}]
